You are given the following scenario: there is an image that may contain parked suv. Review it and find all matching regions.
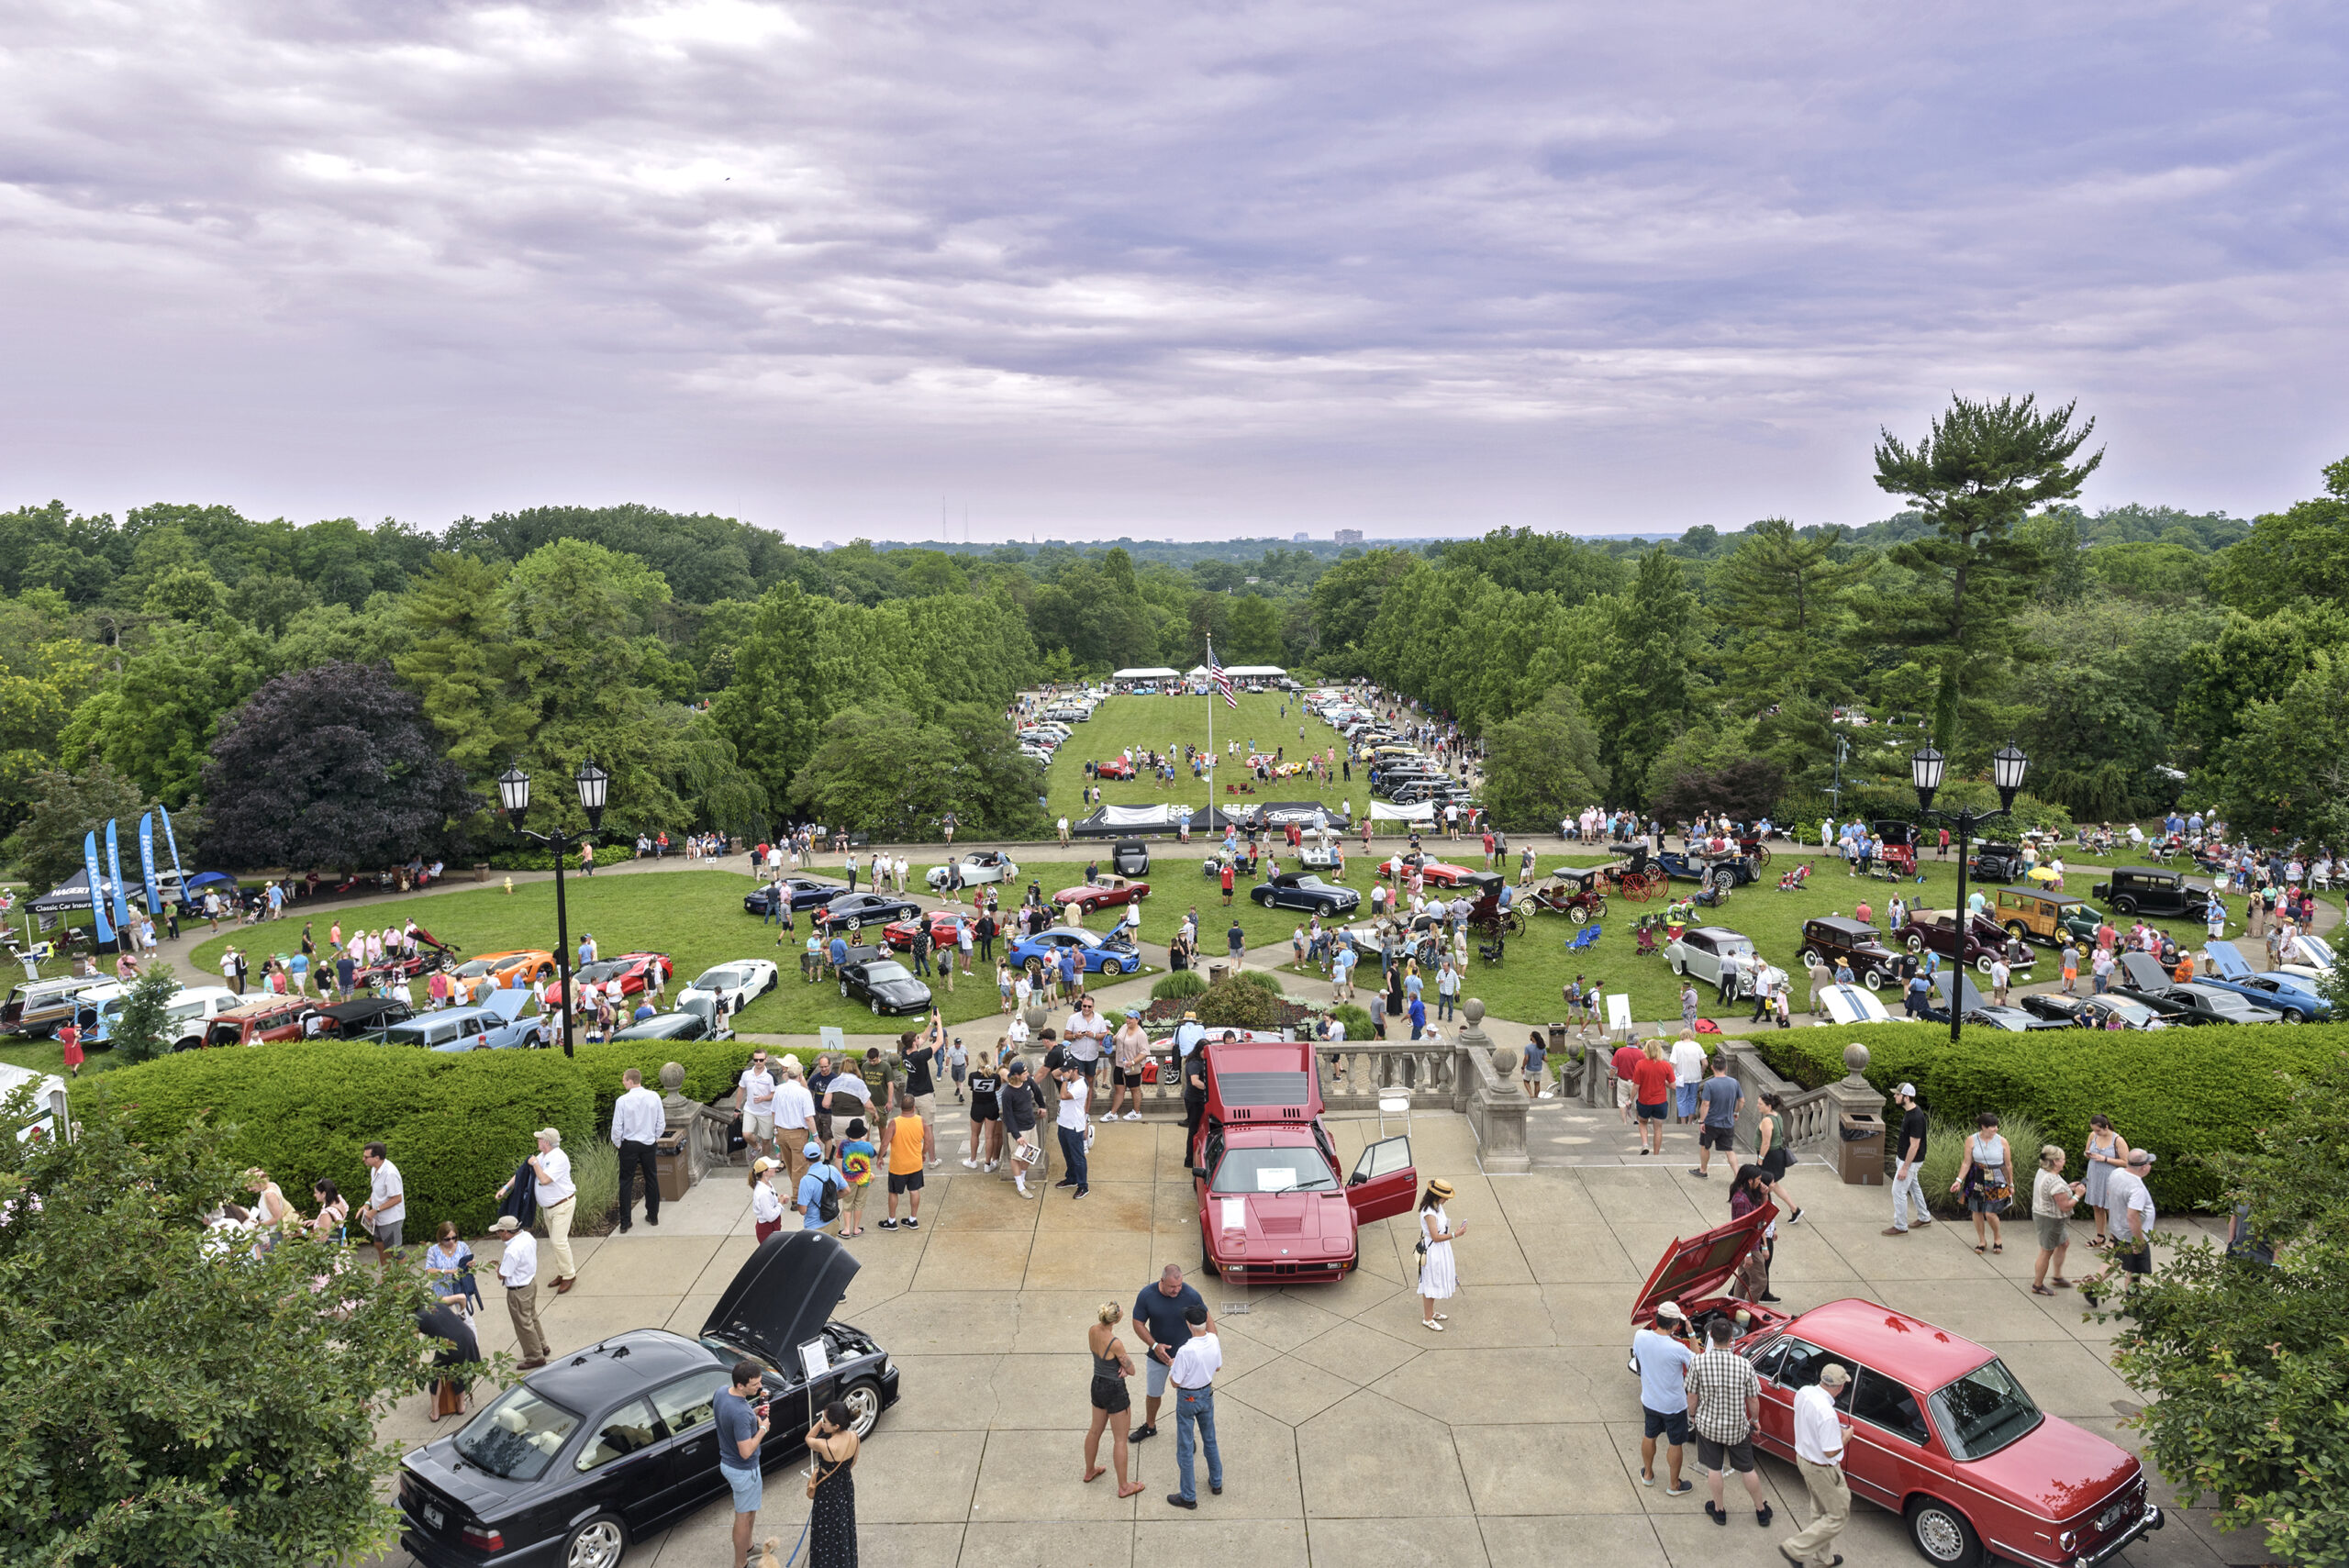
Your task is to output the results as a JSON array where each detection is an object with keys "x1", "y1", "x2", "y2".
[
  {"x1": 2091, "y1": 866, "x2": 2211, "y2": 919},
  {"x1": 1794, "y1": 917, "x2": 1901, "y2": 990},
  {"x1": 1990, "y1": 886, "x2": 2103, "y2": 948}
]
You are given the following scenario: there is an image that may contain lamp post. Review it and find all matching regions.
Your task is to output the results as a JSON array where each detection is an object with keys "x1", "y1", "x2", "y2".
[
  {"x1": 1909, "y1": 743, "x2": 2030, "y2": 1046},
  {"x1": 497, "y1": 758, "x2": 610, "y2": 1059}
]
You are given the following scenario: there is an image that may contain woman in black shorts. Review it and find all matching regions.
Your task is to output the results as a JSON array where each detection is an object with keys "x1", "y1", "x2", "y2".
[
  {"x1": 1754, "y1": 1092, "x2": 1802, "y2": 1224},
  {"x1": 963, "y1": 1050, "x2": 1003, "y2": 1171},
  {"x1": 1083, "y1": 1304, "x2": 1144, "y2": 1496}
]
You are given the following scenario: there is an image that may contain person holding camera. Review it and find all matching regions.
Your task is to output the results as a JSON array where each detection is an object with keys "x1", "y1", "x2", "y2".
[
  {"x1": 715, "y1": 1361, "x2": 771, "y2": 1568},
  {"x1": 805, "y1": 1397, "x2": 862, "y2": 1566}
]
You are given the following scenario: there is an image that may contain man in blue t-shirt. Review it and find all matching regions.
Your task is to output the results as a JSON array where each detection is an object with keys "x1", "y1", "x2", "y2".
[
  {"x1": 1130, "y1": 1264, "x2": 1210, "y2": 1440},
  {"x1": 1691, "y1": 1056, "x2": 1743, "y2": 1179},
  {"x1": 828, "y1": 933, "x2": 849, "y2": 975},
  {"x1": 795, "y1": 1142, "x2": 839, "y2": 1231},
  {"x1": 1633, "y1": 1304, "x2": 1697, "y2": 1494},
  {"x1": 714, "y1": 1361, "x2": 770, "y2": 1566}
]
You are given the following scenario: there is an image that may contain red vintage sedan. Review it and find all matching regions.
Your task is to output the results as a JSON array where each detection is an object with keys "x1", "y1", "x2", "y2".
[
  {"x1": 1093, "y1": 757, "x2": 1136, "y2": 780},
  {"x1": 1632, "y1": 1209, "x2": 2163, "y2": 1568},
  {"x1": 1051, "y1": 875, "x2": 1151, "y2": 914},
  {"x1": 880, "y1": 910, "x2": 963, "y2": 952},
  {"x1": 1186, "y1": 1039, "x2": 1416, "y2": 1283},
  {"x1": 1377, "y1": 854, "x2": 1475, "y2": 887}
]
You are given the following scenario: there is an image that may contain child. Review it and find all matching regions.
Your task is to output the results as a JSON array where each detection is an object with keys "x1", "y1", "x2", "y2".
[
  {"x1": 836, "y1": 1120, "x2": 876, "y2": 1238},
  {"x1": 2061, "y1": 943, "x2": 2080, "y2": 995},
  {"x1": 946, "y1": 1035, "x2": 969, "y2": 1102},
  {"x1": 749, "y1": 1158, "x2": 785, "y2": 1244}
]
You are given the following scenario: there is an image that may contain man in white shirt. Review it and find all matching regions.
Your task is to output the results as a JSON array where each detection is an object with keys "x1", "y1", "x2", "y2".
[
  {"x1": 490, "y1": 1214, "x2": 550, "y2": 1367},
  {"x1": 1053, "y1": 1067, "x2": 1091, "y2": 1198},
  {"x1": 775, "y1": 1060, "x2": 818, "y2": 1187},
  {"x1": 2084, "y1": 1150, "x2": 2160, "y2": 1306},
  {"x1": 1784, "y1": 1363, "x2": 1853, "y2": 1565},
  {"x1": 1989, "y1": 956, "x2": 2011, "y2": 1006},
  {"x1": 738, "y1": 1052, "x2": 778, "y2": 1161},
  {"x1": 1065, "y1": 996, "x2": 1109, "y2": 1087},
  {"x1": 1164, "y1": 1304, "x2": 1224, "y2": 1508},
  {"x1": 529, "y1": 1129, "x2": 578, "y2": 1294},
  {"x1": 1669, "y1": 1035, "x2": 1708, "y2": 1124},
  {"x1": 358, "y1": 1141, "x2": 404, "y2": 1263},
  {"x1": 610, "y1": 1067, "x2": 667, "y2": 1232}
]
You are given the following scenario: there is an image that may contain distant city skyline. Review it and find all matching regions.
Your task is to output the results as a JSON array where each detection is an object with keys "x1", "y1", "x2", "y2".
[{"x1": 2, "y1": 3, "x2": 2340, "y2": 540}]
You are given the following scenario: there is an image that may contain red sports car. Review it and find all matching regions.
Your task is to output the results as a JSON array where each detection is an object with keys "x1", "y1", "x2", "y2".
[
  {"x1": 541, "y1": 951, "x2": 673, "y2": 1011},
  {"x1": 1632, "y1": 1208, "x2": 2164, "y2": 1568},
  {"x1": 1093, "y1": 758, "x2": 1136, "y2": 780},
  {"x1": 1377, "y1": 854, "x2": 1474, "y2": 887},
  {"x1": 1187, "y1": 1039, "x2": 1417, "y2": 1283},
  {"x1": 1050, "y1": 876, "x2": 1151, "y2": 914},
  {"x1": 880, "y1": 910, "x2": 963, "y2": 951}
]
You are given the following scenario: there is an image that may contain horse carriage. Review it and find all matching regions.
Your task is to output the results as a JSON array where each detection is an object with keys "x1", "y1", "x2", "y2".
[
  {"x1": 1525, "y1": 866, "x2": 1609, "y2": 925},
  {"x1": 1455, "y1": 872, "x2": 1524, "y2": 940},
  {"x1": 1602, "y1": 844, "x2": 1668, "y2": 902}
]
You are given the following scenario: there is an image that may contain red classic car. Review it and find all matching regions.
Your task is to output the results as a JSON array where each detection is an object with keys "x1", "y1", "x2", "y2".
[
  {"x1": 1894, "y1": 908, "x2": 2036, "y2": 977},
  {"x1": 1632, "y1": 1209, "x2": 2163, "y2": 1568},
  {"x1": 540, "y1": 951, "x2": 673, "y2": 1011},
  {"x1": 1051, "y1": 875, "x2": 1151, "y2": 914},
  {"x1": 1186, "y1": 1040, "x2": 1416, "y2": 1283},
  {"x1": 1377, "y1": 854, "x2": 1475, "y2": 887},
  {"x1": 880, "y1": 910, "x2": 963, "y2": 951},
  {"x1": 1093, "y1": 758, "x2": 1136, "y2": 780}
]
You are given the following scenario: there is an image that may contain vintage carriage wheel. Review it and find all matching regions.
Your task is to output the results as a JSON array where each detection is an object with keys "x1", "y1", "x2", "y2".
[
  {"x1": 1748, "y1": 843, "x2": 1771, "y2": 867},
  {"x1": 1569, "y1": 905, "x2": 1590, "y2": 926},
  {"x1": 1502, "y1": 908, "x2": 1525, "y2": 937}
]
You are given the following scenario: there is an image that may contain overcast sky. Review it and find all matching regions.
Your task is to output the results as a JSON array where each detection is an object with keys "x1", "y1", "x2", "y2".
[{"x1": 1, "y1": 1, "x2": 2342, "y2": 544}]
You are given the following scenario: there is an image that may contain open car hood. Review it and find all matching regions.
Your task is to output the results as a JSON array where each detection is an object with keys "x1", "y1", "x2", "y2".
[
  {"x1": 2120, "y1": 951, "x2": 2174, "y2": 990},
  {"x1": 2201, "y1": 941, "x2": 2253, "y2": 980},
  {"x1": 1631, "y1": 1203, "x2": 1776, "y2": 1324},
  {"x1": 1933, "y1": 972, "x2": 1989, "y2": 1012},
  {"x1": 1820, "y1": 984, "x2": 1889, "y2": 1024},
  {"x1": 483, "y1": 987, "x2": 534, "y2": 1022},
  {"x1": 701, "y1": 1231, "x2": 861, "y2": 1369}
]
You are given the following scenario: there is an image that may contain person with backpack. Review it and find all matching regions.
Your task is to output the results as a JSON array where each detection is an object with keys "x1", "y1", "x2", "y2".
[{"x1": 794, "y1": 1141, "x2": 843, "y2": 1232}]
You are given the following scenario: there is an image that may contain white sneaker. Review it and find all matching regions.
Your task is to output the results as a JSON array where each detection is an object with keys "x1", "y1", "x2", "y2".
[
  {"x1": 984, "y1": 1160, "x2": 998, "y2": 1172},
  {"x1": 1099, "y1": 1112, "x2": 1116, "y2": 1123},
  {"x1": 960, "y1": 1158, "x2": 979, "y2": 1169},
  {"x1": 1123, "y1": 1111, "x2": 1141, "y2": 1120}
]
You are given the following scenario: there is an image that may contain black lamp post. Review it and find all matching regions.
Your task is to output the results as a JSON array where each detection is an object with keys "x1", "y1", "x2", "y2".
[
  {"x1": 497, "y1": 758, "x2": 610, "y2": 1059},
  {"x1": 1909, "y1": 742, "x2": 2030, "y2": 1045}
]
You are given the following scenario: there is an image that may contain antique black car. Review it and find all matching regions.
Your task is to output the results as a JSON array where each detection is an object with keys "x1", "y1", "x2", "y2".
[
  {"x1": 2091, "y1": 866, "x2": 2211, "y2": 920},
  {"x1": 837, "y1": 949, "x2": 934, "y2": 1016},
  {"x1": 1251, "y1": 872, "x2": 1362, "y2": 917},
  {"x1": 1111, "y1": 839, "x2": 1151, "y2": 876},
  {"x1": 742, "y1": 877, "x2": 847, "y2": 917},
  {"x1": 1795, "y1": 917, "x2": 1901, "y2": 990},
  {"x1": 1655, "y1": 848, "x2": 1758, "y2": 890},
  {"x1": 399, "y1": 1232, "x2": 896, "y2": 1568},
  {"x1": 1968, "y1": 841, "x2": 2030, "y2": 884},
  {"x1": 312, "y1": 996, "x2": 417, "y2": 1040}
]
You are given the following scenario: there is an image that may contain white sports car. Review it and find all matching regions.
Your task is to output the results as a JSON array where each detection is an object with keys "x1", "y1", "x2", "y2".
[
  {"x1": 675, "y1": 960, "x2": 779, "y2": 1023},
  {"x1": 927, "y1": 851, "x2": 1019, "y2": 890}
]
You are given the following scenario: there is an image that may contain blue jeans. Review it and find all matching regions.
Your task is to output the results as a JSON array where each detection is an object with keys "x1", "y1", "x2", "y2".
[
  {"x1": 1438, "y1": 994, "x2": 1455, "y2": 1020},
  {"x1": 1174, "y1": 1385, "x2": 1222, "y2": 1500},
  {"x1": 1057, "y1": 1124, "x2": 1088, "y2": 1192}
]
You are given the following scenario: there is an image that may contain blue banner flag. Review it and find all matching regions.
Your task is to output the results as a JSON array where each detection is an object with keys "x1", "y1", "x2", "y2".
[
  {"x1": 139, "y1": 812, "x2": 161, "y2": 918},
  {"x1": 82, "y1": 830, "x2": 114, "y2": 945},
  {"x1": 159, "y1": 803, "x2": 185, "y2": 885},
  {"x1": 105, "y1": 818, "x2": 129, "y2": 932}
]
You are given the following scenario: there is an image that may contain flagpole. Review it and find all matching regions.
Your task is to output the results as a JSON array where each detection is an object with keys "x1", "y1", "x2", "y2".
[{"x1": 1205, "y1": 634, "x2": 1214, "y2": 800}]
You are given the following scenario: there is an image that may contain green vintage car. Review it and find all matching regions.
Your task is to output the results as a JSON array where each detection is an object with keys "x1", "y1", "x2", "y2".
[{"x1": 1991, "y1": 885, "x2": 2103, "y2": 948}]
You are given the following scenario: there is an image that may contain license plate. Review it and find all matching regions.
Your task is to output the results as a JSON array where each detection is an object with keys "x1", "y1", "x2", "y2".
[{"x1": 423, "y1": 1505, "x2": 444, "y2": 1529}]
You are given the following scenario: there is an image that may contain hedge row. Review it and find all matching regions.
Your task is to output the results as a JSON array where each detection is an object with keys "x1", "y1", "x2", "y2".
[
  {"x1": 1755, "y1": 1022, "x2": 2349, "y2": 1210},
  {"x1": 85, "y1": 1036, "x2": 823, "y2": 1238}
]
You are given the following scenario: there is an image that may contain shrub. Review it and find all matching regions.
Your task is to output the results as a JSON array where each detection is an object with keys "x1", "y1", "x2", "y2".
[
  {"x1": 484, "y1": 842, "x2": 640, "y2": 873},
  {"x1": 1916, "y1": 1109, "x2": 2046, "y2": 1219},
  {"x1": 1231, "y1": 969, "x2": 1286, "y2": 997},
  {"x1": 1195, "y1": 974, "x2": 1305, "y2": 1032},
  {"x1": 108, "y1": 964, "x2": 183, "y2": 1063},
  {"x1": 567, "y1": 1139, "x2": 619, "y2": 1234},
  {"x1": 1330, "y1": 1003, "x2": 1376, "y2": 1040},
  {"x1": 1754, "y1": 1022, "x2": 2348, "y2": 1210},
  {"x1": 1151, "y1": 970, "x2": 1208, "y2": 1001}
]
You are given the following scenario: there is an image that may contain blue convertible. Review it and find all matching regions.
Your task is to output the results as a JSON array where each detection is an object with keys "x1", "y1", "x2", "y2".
[
  {"x1": 1008, "y1": 926, "x2": 1144, "y2": 979},
  {"x1": 2199, "y1": 942, "x2": 2332, "y2": 1023}
]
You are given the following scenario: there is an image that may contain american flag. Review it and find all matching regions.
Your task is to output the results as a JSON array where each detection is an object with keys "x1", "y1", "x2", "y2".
[{"x1": 1208, "y1": 643, "x2": 1237, "y2": 708}]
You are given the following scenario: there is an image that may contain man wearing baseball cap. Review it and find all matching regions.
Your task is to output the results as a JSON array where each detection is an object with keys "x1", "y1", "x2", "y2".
[
  {"x1": 489, "y1": 1215, "x2": 550, "y2": 1368},
  {"x1": 2083, "y1": 1149, "x2": 2158, "y2": 1305},
  {"x1": 1883, "y1": 1084, "x2": 1933, "y2": 1237},
  {"x1": 1632, "y1": 1302, "x2": 1697, "y2": 1495},
  {"x1": 794, "y1": 1140, "x2": 841, "y2": 1232},
  {"x1": 1782, "y1": 1362, "x2": 1853, "y2": 1565}
]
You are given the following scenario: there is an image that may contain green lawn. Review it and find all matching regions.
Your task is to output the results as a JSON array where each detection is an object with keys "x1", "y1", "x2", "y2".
[
  {"x1": 1039, "y1": 691, "x2": 1390, "y2": 825},
  {"x1": 1278, "y1": 851, "x2": 2299, "y2": 1031}
]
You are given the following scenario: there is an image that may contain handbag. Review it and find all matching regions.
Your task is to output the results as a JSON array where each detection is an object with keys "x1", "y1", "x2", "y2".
[{"x1": 806, "y1": 1460, "x2": 836, "y2": 1501}]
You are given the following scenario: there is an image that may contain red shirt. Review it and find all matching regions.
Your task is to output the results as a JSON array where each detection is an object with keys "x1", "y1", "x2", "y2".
[
  {"x1": 1612, "y1": 1044, "x2": 1643, "y2": 1081},
  {"x1": 1219, "y1": 865, "x2": 1234, "y2": 891},
  {"x1": 1631, "y1": 1057, "x2": 1676, "y2": 1106}
]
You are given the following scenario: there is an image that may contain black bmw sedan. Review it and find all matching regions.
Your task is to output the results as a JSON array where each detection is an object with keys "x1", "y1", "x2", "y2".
[
  {"x1": 837, "y1": 951, "x2": 933, "y2": 1016},
  {"x1": 815, "y1": 891, "x2": 924, "y2": 931},
  {"x1": 400, "y1": 1233, "x2": 898, "y2": 1568},
  {"x1": 743, "y1": 878, "x2": 848, "y2": 917}
]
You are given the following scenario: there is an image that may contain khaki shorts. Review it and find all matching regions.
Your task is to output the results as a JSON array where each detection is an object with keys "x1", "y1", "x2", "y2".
[
  {"x1": 1615, "y1": 1079, "x2": 1636, "y2": 1109},
  {"x1": 843, "y1": 1181, "x2": 870, "y2": 1214},
  {"x1": 744, "y1": 1112, "x2": 775, "y2": 1140},
  {"x1": 911, "y1": 1093, "x2": 937, "y2": 1123}
]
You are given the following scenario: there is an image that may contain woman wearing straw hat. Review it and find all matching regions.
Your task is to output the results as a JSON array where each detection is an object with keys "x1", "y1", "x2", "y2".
[{"x1": 1418, "y1": 1180, "x2": 1466, "y2": 1329}]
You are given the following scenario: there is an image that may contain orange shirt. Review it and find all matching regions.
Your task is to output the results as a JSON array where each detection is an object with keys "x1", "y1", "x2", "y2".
[{"x1": 886, "y1": 1113, "x2": 926, "y2": 1175}]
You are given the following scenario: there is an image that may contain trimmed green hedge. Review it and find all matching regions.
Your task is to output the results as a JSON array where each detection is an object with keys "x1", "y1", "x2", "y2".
[
  {"x1": 84, "y1": 1036, "x2": 822, "y2": 1239},
  {"x1": 1755, "y1": 1023, "x2": 2349, "y2": 1210}
]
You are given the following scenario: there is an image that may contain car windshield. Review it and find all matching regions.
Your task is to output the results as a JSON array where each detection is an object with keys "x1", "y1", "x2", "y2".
[
  {"x1": 454, "y1": 960, "x2": 495, "y2": 978},
  {"x1": 863, "y1": 962, "x2": 915, "y2": 984},
  {"x1": 1212, "y1": 1146, "x2": 1338, "y2": 1194},
  {"x1": 163, "y1": 997, "x2": 216, "y2": 1024},
  {"x1": 454, "y1": 1385, "x2": 582, "y2": 1481},
  {"x1": 2199, "y1": 990, "x2": 2268, "y2": 1017},
  {"x1": 573, "y1": 962, "x2": 623, "y2": 983},
  {"x1": 1929, "y1": 1357, "x2": 2043, "y2": 1460},
  {"x1": 692, "y1": 968, "x2": 742, "y2": 991}
]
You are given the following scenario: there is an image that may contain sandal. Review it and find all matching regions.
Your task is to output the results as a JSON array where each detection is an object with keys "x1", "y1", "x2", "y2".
[
  {"x1": 1083, "y1": 1467, "x2": 1106, "y2": 1484},
  {"x1": 2032, "y1": 1284, "x2": 2056, "y2": 1296},
  {"x1": 1974, "y1": 1243, "x2": 1987, "y2": 1253},
  {"x1": 1992, "y1": 1243, "x2": 2004, "y2": 1254},
  {"x1": 2053, "y1": 1277, "x2": 2074, "y2": 1288}
]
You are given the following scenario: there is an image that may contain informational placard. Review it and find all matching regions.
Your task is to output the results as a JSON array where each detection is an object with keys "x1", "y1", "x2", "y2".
[
  {"x1": 1219, "y1": 1197, "x2": 1247, "y2": 1232},
  {"x1": 1606, "y1": 993, "x2": 1633, "y2": 1035},
  {"x1": 819, "y1": 1026, "x2": 846, "y2": 1057},
  {"x1": 1255, "y1": 1168, "x2": 1297, "y2": 1192},
  {"x1": 797, "y1": 1338, "x2": 830, "y2": 1381}
]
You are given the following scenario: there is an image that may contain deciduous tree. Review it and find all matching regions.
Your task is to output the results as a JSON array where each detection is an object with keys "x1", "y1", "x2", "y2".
[{"x1": 1480, "y1": 686, "x2": 1609, "y2": 833}]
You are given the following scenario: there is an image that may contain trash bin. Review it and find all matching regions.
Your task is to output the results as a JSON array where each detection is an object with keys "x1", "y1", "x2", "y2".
[
  {"x1": 1208, "y1": 962, "x2": 1229, "y2": 986},
  {"x1": 1837, "y1": 1111, "x2": 1886, "y2": 1185},
  {"x1": 1546, "y1": 1023, "x2": 1566, "y2": 1053},
  {"x1": 656, "y1": 1132, "x2": 693, "y2": 1202},
  {"x1": 473, "y1": 863, "x2": 490, "y2": 883}
]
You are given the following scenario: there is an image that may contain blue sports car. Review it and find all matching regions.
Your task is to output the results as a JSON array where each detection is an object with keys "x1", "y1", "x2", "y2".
[
  {"x1": 2199, "y1": 942, "x2": 2332, "y2": 1023},
  {"x1": 1008, "y1": 926, "x2": 1144, "y2": 978}
]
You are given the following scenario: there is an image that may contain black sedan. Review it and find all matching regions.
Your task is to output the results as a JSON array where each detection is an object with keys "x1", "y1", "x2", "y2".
[
  {"x1": 838, "y1": 952, "x2": 933, "y2": 1016},
  {"x1": 2018, "y1": 992, "x2": 2171, "y2": 1030},
  {"x1": 400, "y1": 1232, "x2": 897, "y2": 1568},
  {"x1": 1251, "y1": 872, "x2": 1361, "y2": 917},
  {"x1": 816, "y1": 892, "x2": 923, "y2": 932},
  {"x1": 2110, "y1": 951, "x2": 2286, "y2": 1026},
  {"x1": 742, "y1": 878, "x2": 848, "y2": 917}
]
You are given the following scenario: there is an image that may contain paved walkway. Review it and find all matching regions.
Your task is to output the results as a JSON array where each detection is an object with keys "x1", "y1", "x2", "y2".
[{"x1": 371, "y1": 1110, "x2": 2238, "y2": 1568}]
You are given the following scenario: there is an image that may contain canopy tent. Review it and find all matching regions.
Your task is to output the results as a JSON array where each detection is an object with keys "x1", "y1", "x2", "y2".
[
  {"x1": 1108, "y1": 667, "x2": 1183, "y2": 681},
  {"x1": 1219, "y1": 799, "x2": 1351, "y2": 829},
  {"x1": 1369, "y1": 800, "x2": 1439, "y2": 823},
  {"x1": 1072, "y1": 804, "x2": 1189, "y2": 838},
  {"x1": 1183, "y1": 663, "x2": 1287, "y2": 678},
  {"x1": 28, "y1": 867, "x2": 129, "y2": 916}
]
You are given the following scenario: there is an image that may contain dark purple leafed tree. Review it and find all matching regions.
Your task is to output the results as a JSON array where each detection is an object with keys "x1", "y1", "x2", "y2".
[{"x1": 199, "y1": 662, "x2": 478, "y2": 871}]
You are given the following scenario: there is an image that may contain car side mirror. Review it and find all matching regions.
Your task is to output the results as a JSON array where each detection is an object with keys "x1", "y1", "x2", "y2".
[{"x1": 1190, "y1": 1165, "x2": 1208, "y2": 1179}]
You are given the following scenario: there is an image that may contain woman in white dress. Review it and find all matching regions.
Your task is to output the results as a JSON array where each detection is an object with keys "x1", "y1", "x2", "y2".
[{"x1": 1418, "y1": 1180, "x2": 1467, "y2": 1330}]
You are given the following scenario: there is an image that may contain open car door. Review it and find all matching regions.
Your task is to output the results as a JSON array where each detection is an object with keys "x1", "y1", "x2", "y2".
[{"x1": 1346, "y1": 1135, "x2": 1416, "y2": 1225}]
